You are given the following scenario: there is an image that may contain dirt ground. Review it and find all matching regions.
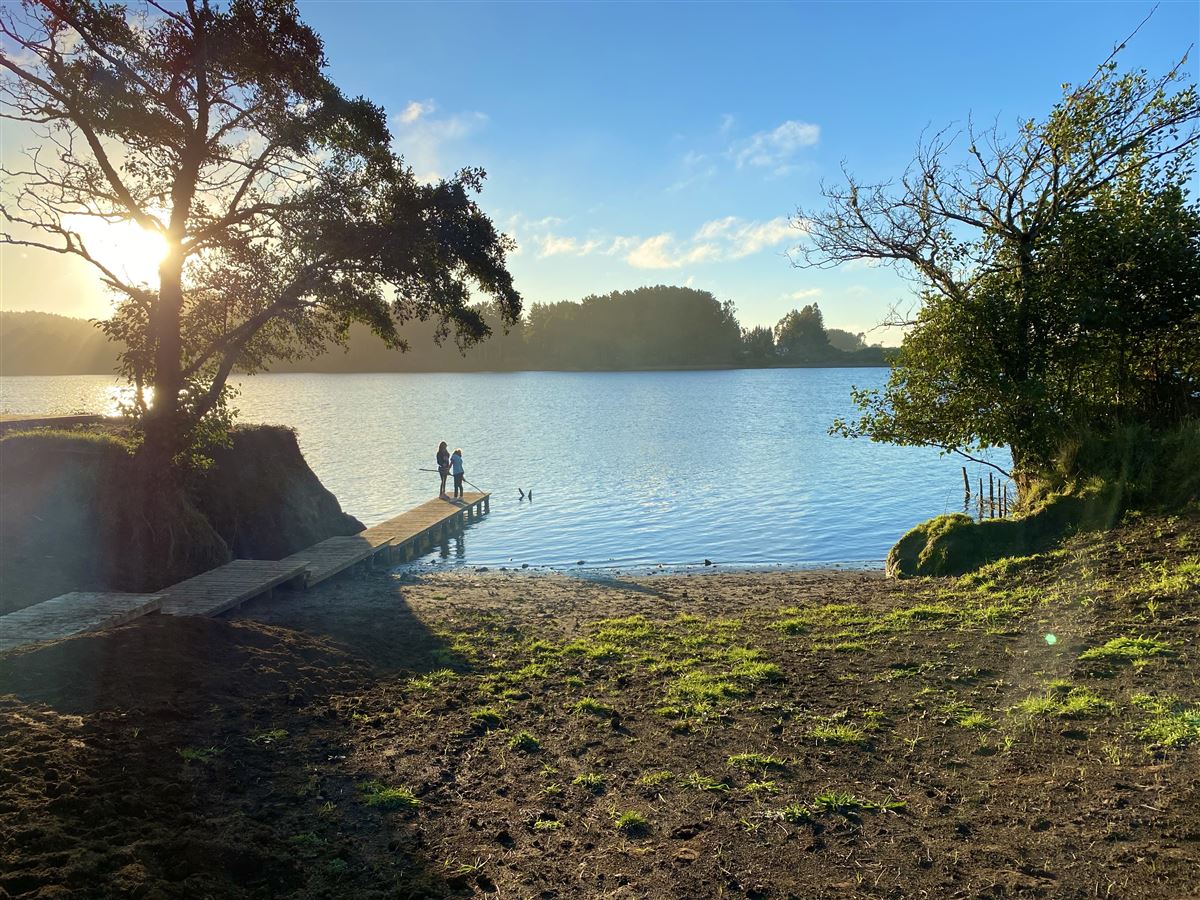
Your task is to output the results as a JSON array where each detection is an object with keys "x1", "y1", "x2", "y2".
[{"x1": 1, "y1": 512, "x2": 1198, "y2": 898}]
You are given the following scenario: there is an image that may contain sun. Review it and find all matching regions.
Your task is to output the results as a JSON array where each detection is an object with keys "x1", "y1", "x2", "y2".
[{"x1": 61, "y1": 214, "x2": 169, "y2": 287}]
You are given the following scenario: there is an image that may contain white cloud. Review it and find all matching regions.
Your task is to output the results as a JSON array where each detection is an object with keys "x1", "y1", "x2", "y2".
[
  {"x1": 719, "y1": 113, "x2": 736, "y2": 136},
  {"x1": 732, "y1": 120, "x2": 820, "y2": 172},
  {"x1": 503, "y1": 213, "x2": 798, "y2": 270},
  {"x1": 537, "y1": 234, "x2": 604, "y2": 258},
  {"x1": 625, "y1": 216, "x2": 795, "y2": 269},
  {"x1": 392, "y1": 101, "x2": 488, "y2": 182},
  {"x1": 398, "y1": 99, "x2": 436, "y2": 124},
  {"x1": 788, "y1": 288, "x2": 822, "y2": 300}
]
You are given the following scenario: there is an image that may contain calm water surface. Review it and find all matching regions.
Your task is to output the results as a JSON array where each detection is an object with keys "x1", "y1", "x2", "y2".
[{"x1": 0, "y1": 370, "x2": 1007, "y2": 570}]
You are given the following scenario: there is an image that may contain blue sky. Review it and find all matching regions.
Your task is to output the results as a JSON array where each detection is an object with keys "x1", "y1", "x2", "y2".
[{"x1": 3, "y1": 1, "x2": 1197, "y2": 336}]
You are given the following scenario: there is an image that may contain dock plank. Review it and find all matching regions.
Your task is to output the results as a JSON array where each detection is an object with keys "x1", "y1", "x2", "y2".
[
  {"x1": 360, "y1": 492, "x2": 489, "y2": 549},
  {"x1": 159, "y1": 559, "x2": 308, "y2": 617},
  {"x1": 280, "y1": 535, "x2": 393, "y2": 588},
  {"x1": 0, "y1": 592, "x2": 163, "y2": 653}
]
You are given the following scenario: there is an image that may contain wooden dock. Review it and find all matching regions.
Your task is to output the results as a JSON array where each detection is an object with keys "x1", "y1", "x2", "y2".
[
  {"x1": 159, "y1": 559, "x2": 308, "y2": 617},
  {"x1": 0, "y1": 492, "x2": 492, "y2": 650},
  {"x1": 280, "y1": 534, "x2": 394, "y2": 588},
  {"x1": 0, "y1": 591, "x2": 163, "y2": 653},
  {"x1": 362, "y1": 492, "x2": 490, "y2": 564}
]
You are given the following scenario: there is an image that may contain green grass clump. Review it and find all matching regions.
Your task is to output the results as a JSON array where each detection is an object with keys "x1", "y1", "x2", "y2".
[
  {"x1": 1015, "y1": 685, "x2": 1113, "y2": 719},
  {"x1": 409, "y1": 668, "x2": 459, "y2": 691},
  {"x1": 957, "y1": 711, "x2": 995, "y2": 731},
  {"x1": 1131, "y1": 694, "x2": 1200, "y2": 747},
  {"x1": 572, "y1": 697, "x2": 616, "y2": 717},
  {"x1": 507, "y1": 731, "x2": 541, "y2": 752},
  {"x1": 358, "y1": 781, "x2": 419, "y2": 811},
  {"x1": 730, "y1": 661, "x2": 783, "y2": 682},
  {"x1": 745, "y1": 780, "x2": 779, "y2": 794},
  {"x1": 613, "y1": 810, "x2": 650, "y2": 836},
  {"x1": 727, "y1": 752, "x2": 788, "y2": 771},
  {"x1": 533, "y1": 818, "x2": 563, "y2": 831},
  {"x1": 807, "y1": 721, "x2": 867, "y2": 745},
  {"x1": 1078, "y1": 635, "x2": 1174, "y2": 665},
  {"x1": 572, "y1": 773, "x2": 605, "y2": 792},
  {"x1": 469, "y1": 707, "x2": 505, "y2": 730},
  {"x1": 777, "y1": 803, "x2": 812, "y2": 824},
  {"x1": 668, "y1": 672, "x2": 746, "y2": 703},
  {"x1": 813, "y1": 791, "x2": 867, "y2": 815},
  {"x1": 679, "y1": 771, "x2": 730, "y2": 792},
  {"x1": 634, "y1": 770, "x2": 674, "y2": 787}
]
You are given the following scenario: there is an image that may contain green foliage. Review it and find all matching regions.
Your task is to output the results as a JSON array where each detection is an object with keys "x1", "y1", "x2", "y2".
[
  {"x1": 1, "y1": 0, "x2": 521, "y2": 464},
  {"x1": 469, "y1": 707, "x2": 505, "y2": 730},
  {"x1": 634, "y1": 770, "x2": 674, "y2": 787},
  {"x1": 358, "y1": 781, "x2": 419, "y2": 811},
  {"x1": 679, "y1": 771, "x2": 730, "y2": 792},
  {"x1": 612, "y1": 810, "x2": 650, "y2": 836},
  {"x1": 1078, "y1": 636, "x2": 1174, "y2": 665},
  {"x1": 1130, "y1": 694, "x2": 1200, "y2": 747},
  {"x1": 572, "y1": 697, "x2": 616, "y2": 718},
  {"x1": 507, "y1": 731, "x2": 541, "y2": 753},
  {"x1": 775, "y1": 303, "x2": 828, "y2": 359},
  {"x1": 525, "y1": 286, "x2": 741, "y2": 369},
  {"x1": 727, "y1": 753, "x2": 788, "y2": 771},
  {"x1": 1015, "y1": 685, "x2": 1113, "y2": 719},
  {"x1": 572, "y1": 773, "x2": 605, "y2": 793},
  {"x1": 813, "y1": 52, "x2": 1200, "y2": 485}
]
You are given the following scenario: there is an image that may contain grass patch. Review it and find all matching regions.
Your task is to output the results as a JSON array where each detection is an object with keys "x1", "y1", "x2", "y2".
[
  {"x1": 572, "y1": 697, "x2": 616, "y2": 718},
  {"x1": 1078, "y1": 635, "x2": 1174, "y2": 666},
  {"x1": 469, "y1": 707, "x2": 504, "y2": 730},
  {"x1": 777, "y1": 804, "x2": 812, "y2": 824},
  {"x1": 533, "y1": 818, "x2": 563, "y2": 831},
  {"x1": 957, "y1": 711, "x2": 995, "y2": 731},
  {"x1": 507, "y1": 730, "x2": 541, "y2": 752},
  {"x1": 634, "y1": 770, "x2": 673, "y2": 787},
  {"x1": 613, "y1": 810, "x2": 650, "y2": 836},
  {"x1": 745, "y1": 780, "x2": 779, "y2": 794},
  {"x1": 1131, "y1": 694, "x2": 1200, "y2": 747},
  {"x1": 679, "y1": 771, "x2": 730, "y2": 792},
  {"x1": 358, "y1": 781, "x2": 419, "y2": 811},
  {"x1": 1015, "y1": 685, "x2": 1113, "y2": 719},
  {"x1": 807, "y1": 720, "x2": 867, "y2": 745},
  {"x1": 572, "y1": 773, "x2": 605, "y2": 793},
  {"x1": 727, "y1": 752, "x2": 788, "y2": 771}
]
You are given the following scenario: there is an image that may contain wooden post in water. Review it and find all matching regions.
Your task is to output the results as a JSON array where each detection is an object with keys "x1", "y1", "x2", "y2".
[
  {"x1": 988, "y1": 473, "x2": 995, "y2": 519},
  {"x1": 978, "y1": 478, "x2": 984, "y2": 521}
]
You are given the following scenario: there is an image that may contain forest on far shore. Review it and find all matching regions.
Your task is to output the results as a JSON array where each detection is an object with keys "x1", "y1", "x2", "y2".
[{"x1": 0, "y1": 286, "x2": 891, "y2": 376}]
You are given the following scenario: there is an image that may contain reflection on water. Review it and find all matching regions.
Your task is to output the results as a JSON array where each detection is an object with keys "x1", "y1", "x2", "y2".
[{"x1": 0, "y1": 370, "x2": 1010, "y2": 570}]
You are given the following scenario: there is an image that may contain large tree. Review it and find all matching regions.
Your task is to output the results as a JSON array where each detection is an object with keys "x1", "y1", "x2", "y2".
[
  {"x1": 798, "y1": 38, "x2": 1199, "y2": 481},
  {"x1": 0, "y1": 0, "x2": 520, "y2": 466}
]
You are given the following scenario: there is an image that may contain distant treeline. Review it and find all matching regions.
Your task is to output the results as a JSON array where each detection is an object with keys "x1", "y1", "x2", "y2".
[{"x1": 0, "y1": 287, "x2": 891, "y2": 375}]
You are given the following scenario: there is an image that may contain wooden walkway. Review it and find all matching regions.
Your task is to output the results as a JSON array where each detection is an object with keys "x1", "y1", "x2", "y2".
[
  {"x1": 0, "y1": 592, "x2": 163, "y2": 653},
  {"x1": 159, "y1": 559, "x2": 308, "y2": 617},
  {"x1": 280, "y1": 534, "x2": 394, "y2": 588},
  {"x1": 0, "y1": 492, "x2": 492, "y2": 650},
  {"x1": 363, "y1": 492, "x2": 490, "y2": 564}
]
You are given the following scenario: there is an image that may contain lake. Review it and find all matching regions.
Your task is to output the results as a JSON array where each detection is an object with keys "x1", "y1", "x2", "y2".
[{"x1": 0, "y1": 369, "x2": 1008, "y2": 571}]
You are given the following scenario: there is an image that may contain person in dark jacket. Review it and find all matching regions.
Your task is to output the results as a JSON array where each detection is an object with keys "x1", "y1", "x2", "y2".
[
  {"x1": 436, "y1": 441, "x2": 450, "y2": 497},
  {"x1": 450, "y1": 448, "x2": 465, "y2": 499}
]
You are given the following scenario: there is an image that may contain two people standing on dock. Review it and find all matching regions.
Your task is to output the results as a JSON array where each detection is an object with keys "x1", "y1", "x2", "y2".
[{"x1": 436, "y1": 441, "x2": 467, "y2": 500}]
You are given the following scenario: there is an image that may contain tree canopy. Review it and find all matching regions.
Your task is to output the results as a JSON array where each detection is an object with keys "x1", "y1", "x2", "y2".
[
  {"x1": 0, "y1": 0, "x2": 520, "y2": 464},
  {"x1": 801, "y1": 40, "x2": 1200, "y2": 480}
]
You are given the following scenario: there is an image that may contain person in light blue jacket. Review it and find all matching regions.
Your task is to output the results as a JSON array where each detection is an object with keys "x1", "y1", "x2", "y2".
[{"x1": 450, "y1": 448, "x2": 465, "y2": 499}]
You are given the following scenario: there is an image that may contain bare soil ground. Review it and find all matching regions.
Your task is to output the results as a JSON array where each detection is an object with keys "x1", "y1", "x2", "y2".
[{"x1": 1, "y1": 512, "x2": 1198, "y2": 899}]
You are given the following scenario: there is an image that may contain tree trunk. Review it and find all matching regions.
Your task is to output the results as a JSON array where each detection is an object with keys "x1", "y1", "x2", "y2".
[{"x1": 141, "y1": 250, "x2": 186, "y2": 469}]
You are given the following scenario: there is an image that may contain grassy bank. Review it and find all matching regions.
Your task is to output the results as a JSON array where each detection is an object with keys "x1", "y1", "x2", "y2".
[{"x1": 1, "y1": 510, "x2": 1196, "y2": 897}]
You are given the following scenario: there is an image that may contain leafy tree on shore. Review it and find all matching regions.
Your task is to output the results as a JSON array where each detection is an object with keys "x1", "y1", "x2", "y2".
[
  {"x1": 0, "y1": 0, "x2": 520, "y2": 468},
  {"x1": 740, "y1": 324, "x2": 777, "y2": 365},
  {"x1": 774, "y1": 303, "x2": 829, "y2": 360},
  {"x1": 799, "y1": 39, "x2": 1199, "y2": 483},
  {"x1": 826, "y1": 328, "x2": 867, "y2": 353}
]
